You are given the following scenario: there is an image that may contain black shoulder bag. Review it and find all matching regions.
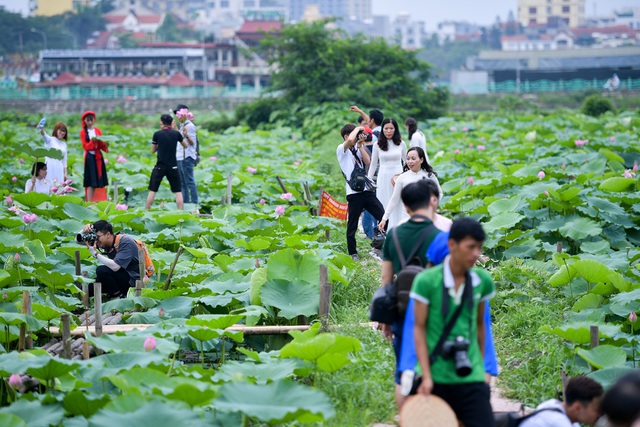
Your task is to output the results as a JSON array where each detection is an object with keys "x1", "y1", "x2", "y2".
[{"x1": 343, "y1": 147, "x2": 374, "y2": 192}]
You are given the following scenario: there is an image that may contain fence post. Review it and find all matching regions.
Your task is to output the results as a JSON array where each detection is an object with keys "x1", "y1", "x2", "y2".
[
  {"x1": 590, "y1": 325, "x2": 599, "y2": 349},
  {"x1": 18, "y1": 291, "x2": 31, "y2": 351},
  {"x1": 226, "y1": 174, "x2": 233, "y2": 205},
  {"x1": 135, "y1": 248, "x2": 146, "y2": 297},
  {"x1": 319, "y1": 265, "x2": 332, "y2": 332},
  {"x1": 113, "y1": 180, "x2": 118, "y2": 203}
]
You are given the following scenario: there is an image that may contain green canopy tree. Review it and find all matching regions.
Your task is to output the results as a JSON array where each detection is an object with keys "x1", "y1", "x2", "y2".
[{"x1": 251, "y1": 20, "x2": 448, "y2": 123}]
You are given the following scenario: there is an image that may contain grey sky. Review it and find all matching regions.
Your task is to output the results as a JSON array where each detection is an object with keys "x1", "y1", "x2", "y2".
[{"x1": 372, "y1": 0, "x2": 639, "y2": 29}]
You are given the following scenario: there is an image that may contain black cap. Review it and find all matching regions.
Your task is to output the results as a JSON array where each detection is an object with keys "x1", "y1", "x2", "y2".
[{"x1": 173, "y1": 104, "x2": 188, "y2": 114}]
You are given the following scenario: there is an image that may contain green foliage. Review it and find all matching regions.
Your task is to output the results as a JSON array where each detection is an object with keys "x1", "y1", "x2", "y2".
[
  {"x1": 581, "y1": 95, "x2": 614, "y2": 117},
  {"x1": 255, "y1": 20, "x2": 448, "y2": 126}
]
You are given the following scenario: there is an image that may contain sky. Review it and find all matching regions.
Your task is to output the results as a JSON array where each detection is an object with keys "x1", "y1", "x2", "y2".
[{"x1": 372, "y1": 0, "x2": 639, "y2": 29}]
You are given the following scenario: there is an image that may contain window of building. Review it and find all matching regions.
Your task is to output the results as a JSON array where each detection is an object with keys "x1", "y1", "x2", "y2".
[
  {"x1": 562, "y1": 6, "x2": 569, "y2": 13},
  {"x1": 244, "y1": 0, "x2": 255, "y2": 6},
  {"x1": 529, "y1": 18, "x2": 537, "y2": 24},
  {"x1": 529, "y1": 6, "x2": 536, "y2": 14},
  {"x1": 220, "y1": 0, "x2": 229, "y2": 7},
  {"x1": 546, "y1": 6, "x2": 551, "y2": 14},
  {"x1": 208, "y1": 1, "x2": 215, "y2": 8}
]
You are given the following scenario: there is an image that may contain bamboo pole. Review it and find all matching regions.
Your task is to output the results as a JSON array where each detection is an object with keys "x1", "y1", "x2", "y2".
[
  {"x1": 82, "y1": 341, "x2": 90, "y2": 360},
  {"x1": 276, "y1": 176, "x2": 288, "y2": 193},
  {"x1": 94, "y1": 283, "x2": 102, "y2": 337},
  {"x1": 74, "y1": 250, "x2": 81, "y2": 276},
  {"x1": 135, "y1": 248, "x2": 145, "y2": 297},
  {"x1": 18, "y1": 291, "x2": 29, "y2": 351},
  {"x1": 113, "y1": 180, "x2": 118, "y2": 203},
  {"x1": 226, "y1": 174, "x2": 233, "y2": 204},
  {"x1": 319, "y1": 265, "x2": 332, "y2": 332}
]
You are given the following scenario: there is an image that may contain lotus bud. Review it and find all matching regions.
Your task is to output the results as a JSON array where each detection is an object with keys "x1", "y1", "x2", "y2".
[
  {"x1": 610, "y1": 136, "x2": 615, "y2": 142},
  {"x1": 8, "y1": 374, "x2": 23, "y2": 390},
  {"x1": 14, "y1": 253, "x2": 20, "y2": 262},
  {"x1": 634, "y1": 160, "x2": 638, "y2": 171},
  {"x1": 544, "y1": 191, "x2": 549, "y2": 197},
  {"x1": 477, "y1": 145, "x2": 486, "y2": 151},
  {"x1": 454, "y1": 149, "x2": 460, "y2": 154},
  {"x1": 562, "y1": 163, "x2": 566, "y2": 169},
  {"x1": 19, "y1": 158, "x2": 24, "y2": 164},
  {"x1": 116, "y1": 155, "x2": 127, "y2": 163},
  {"x1": 143, "y1": 336, "x2": 157, "y2": 352},
  {"x1": 259, "y1": 198, "x2": 265, "y2": 205},
  {"x1": 5, "y1": 196, "x2": 12, "y2": 206},
  {"x1": 159, "y1": 308, "x2": 165, "y2": 319},
  {"x1": 467, "y1": 177, "x2": 474, "y2": 185},
  {"x1": 12, "y1": 176, "x2": 17, "y2": 182},
  {"x1": 630, "y1": 311, "x2": 638, "y2": 323},
  {"x1": 210, "y1": 156, "x2": 217, "y2": 161},
  {"x1": 275, "y1": 205, "x2": 285, "y2": 216},
  {"x1": 2, "y1": 292, "x2": 7, "y2": 300},
  {"x1": 280, "y1": 193, "x2": 292, "y2": 200},
  {"x1": 255, "y1": 259, "x2": 260, "y2": 268},
  {"x1": 247, "y1": 167, "x2": 257, "y2": 173},
  {"x1": 538, "y1": 171, "x2": 546, "y2": 180}
]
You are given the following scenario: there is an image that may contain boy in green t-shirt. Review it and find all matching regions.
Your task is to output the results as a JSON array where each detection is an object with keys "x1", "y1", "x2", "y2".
[{"x1": 411, "y1": 218, "x2": 496, "y2": 427}]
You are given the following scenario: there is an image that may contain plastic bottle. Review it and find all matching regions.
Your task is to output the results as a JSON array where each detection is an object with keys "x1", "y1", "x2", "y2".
[
  {"x1": 37, "y1": 117, "x2": 46, "y2": 129},
  {"x1": 400, "y1": 369, "x2": 415, "y2": 396}
]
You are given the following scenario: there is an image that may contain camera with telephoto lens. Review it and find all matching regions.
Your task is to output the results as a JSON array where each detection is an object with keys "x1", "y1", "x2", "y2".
[
  {"x1": 76, "y1": 231, "x2": 97, "y2": 245},
  {"x1": 442, "y1": 336, "x2": 472, "y2": 377},
  {"x1": 356, "y1": 130, "x2": 373, "y2": 142}
]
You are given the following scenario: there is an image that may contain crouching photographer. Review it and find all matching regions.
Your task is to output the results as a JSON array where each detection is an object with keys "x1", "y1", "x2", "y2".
[{"x1": 77, "y1": 220, "x2": 141, "y2": 299}]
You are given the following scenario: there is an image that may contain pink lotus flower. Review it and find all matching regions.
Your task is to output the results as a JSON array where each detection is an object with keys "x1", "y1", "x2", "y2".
[
  {"x1": 623, "y1": 170, "x2": 636, "y2": 179},
  {"x1": 255, "y1": 259, "x2": 260, "y2": 268},
  {"x1": 209, "y1": 156, "x2": 217, "y2": 161},
  {"x1": 19, "y1": 158, "x2": 24, "y2": 164},
  {"x1": 275, "y1": 205, "x2": 285, "y2": 217},
  {"x1": 11, "y1": 176, "x2": 17, "y2": 183},
  {"x1": 454, "y1": 149, "x2": 460, "y2": 154},
  {"x1": 64, "y1": 186, "x2": 74, "y2": 193},
  {"x1": 247, "y1": 167, "x2": 257, "y2": 173},
  {"x1": 8, "y1": 374, "x2": 22, "y2": 389},
  {"x1": 610, "y1": 136, "x2": 615, "y2": 142},
  {"x1": 544, "y1": 191, "x2": 549, "y2": 197},
  {"x1": 477, "y1": 145, "x2": 486, "y2": 151},
  {"x1": 468, "y1": 143, "x2": 474, "y2": 148},
  {"x1": 467, "y1": 177, "x2": 474, "y2": 185},
  {"x1": 2, "y1": 292, "x2": 6, "y2": 300},
  {"x1": 115, "y1": 204, "x2": 128, "y2": 211},
  {"x1": 143, "y1": 336, "x2": 157, "y2": 352},
  {"x1": 259, "y1": 198, "x2": 265, "y2": 205},
  {"x1": 63, "y1": 179, "x2": 73, "y2": 185},
  {"x1": 14, "y1": 253, "x2": 20, "y2": 262},
  {"x1": 22, "y1": 214, "x2": 37, "y2": 224},
  {"x1": 450, "y1": 126, "x2": 457, "y2": 132},
  {"x1": 280, "y1": 192, "x2": 292, "y2": 200},
  {"x1": 463, "y1": 127, "x2": 469, "y2": 132},
  {"x1": 538, "y1": 171, "x2": 546, "y2": 180},
  {"x1": 104, "y1": 158, "x2": 109, "y2": 164},
  {"x1": 158, "y1": 308, "x2": 165, "y2": 319},
  {"x1": 574, "y1": 139, "x2": 588, "y2": 147},
  {"x1": 630, "y1": 311, "x2": 638, "y2": 323},
  {"x1": 562, "y1": 163, "x2": 566, "y2": 169},
  {"x1": 116, "y1": 155, "x2": 127, "y2": 163},
  {"x1": 51, "y1": 186, "x2": 58, "y2": 193},
  {"x1": 5, "y1": 196, "x2": 12, "y2": 206},
  {"x1": 634, "y1": 160, "x2": 638, "y2": 171},
  {"x1": 481, "y1": 137, "x2": 486, "y2": 142}
]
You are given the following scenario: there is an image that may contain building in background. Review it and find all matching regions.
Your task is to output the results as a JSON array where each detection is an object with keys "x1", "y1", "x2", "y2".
[
  {"x1": 392, "y1": 13, "x2": 426, "y2": 50},
  {"x1": 517, "y1": 0, "x2": 585, "y2": 27},
  {"x1": 0, "y1": 0, "x2": 37, "y2": 16}
]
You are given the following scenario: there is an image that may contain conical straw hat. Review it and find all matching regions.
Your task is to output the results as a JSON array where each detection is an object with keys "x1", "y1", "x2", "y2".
[{"x1": 400, "y1": 394, "x2": 459, "y2": 427}]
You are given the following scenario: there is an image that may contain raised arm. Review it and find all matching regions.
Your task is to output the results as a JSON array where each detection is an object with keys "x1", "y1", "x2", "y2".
[
  {"x1": 349, "y1": 105, "x2": 370, "y2": 124},
  {"x1": 367, "y1": 144, "x2": 379, "y2": 180}
]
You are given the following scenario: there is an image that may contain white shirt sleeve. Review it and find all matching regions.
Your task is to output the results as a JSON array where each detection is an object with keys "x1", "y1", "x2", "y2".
[
  {"x1": 367, "y1": 144, "x2": 379, "y2": 181},
  {"x1": 42, "y1": 132, "x2": 52, "y2": 147},
  {"x1": 428, "y1": 175, "x2": 443, "y2": 200},
  {"x1": 401, "y1": 141, "x2": 408, "y2": 164},
  {"x1": 383, "y1": 173, "x2": 404, "y2": 221},
  {"x1": 25, "y1": 179, "x2": 33, "y2": 193}
]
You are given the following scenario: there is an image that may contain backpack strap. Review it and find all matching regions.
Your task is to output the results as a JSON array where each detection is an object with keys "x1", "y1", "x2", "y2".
[
  {"x1": 392, "y1": 224, "x2": 435, "y2": 270},
  {"x1": 517, "y1": 407, "x2": 565, "y2": 425},
  {"x1": 114, "y1": 233, "x2": 124, "y2": 251}
]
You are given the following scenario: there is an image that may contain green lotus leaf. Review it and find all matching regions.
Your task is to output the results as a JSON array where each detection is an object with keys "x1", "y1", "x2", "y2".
[
  {"x1": 166, "y1": 383, "x2": 216, "y2": 407},
  {"x1": 187, "y1": 327, "x2": 221, "y2": 342},
  {"x1": 234, "y1": 236, "x2": 273, "y2": 251},
  {"x1": 0, "y1": 413, "x2": 27, "y2": 427},
  {"x1": 186, "y1": 314, "x2": 244, "y2": 330},
  {"x1": 11, "y1": 193, "x2": 51, "y2": 208},
  {"x1": 261, "y1": 279, "x2": 319, "y2": 319},
  {"x1": 577, "y1": 345, "x2": 627, "y2": 369},
  {"x1": 266, "y1": 248, "x2": 320, "y2": 287},
  {"x1": 214, "y1": 380, "x2": 335, "y2": 423},
  {"x1": 32, "y1": 303, "x2": 66, "y2": 322},
  {"x1": 62, "y1": 390, "x2": 111, "y2": 418},
  {"x1": 598, "y1": 148, "x2": 625, "y2": 163},
  {"x1": 89, "y1": 400, "x2": 209, "y2": 427},
  {"x1": 27, "y1": 357, "x2": 79, "y2": 382},
  {"x1": 0, "y1": 313, "x2": 46, "y2": 331},
  {"x1": 62, "y1": 202, "x2": 99, "y2": 222},
  {"x1": 539, "y1": 322, "x2": 621, "y2": 344},
  {"x1": 0, "y1": 400, "x2": 64, "y2": 427},
  {"x1": 86, "y1": 335, "x2": 178, "y2": 356},
  {"x1": 250, "y1": 267, "x2": 267, "y2": 305},
  {"x1": 599, "y1": 177, "x2": 635, "y2": 192},
  {"x1": 487, "y1": 195, "x2": 524, "y2": 216},
  {"x1": 182, "y1": 246, "x2": 216, "y2": 259},
  {"x1": 559, "y1": 217, "x2": 602, "y2": 241},
  {"x1": 587, "y1": 367, "x2": 638, "y2": 389},
  {"x1": 580, "y1": 240, "x2": 610, "y2": 254},
  {"x1": 213, "y1": 358, "x2": 301, "y2": 384},
  {"x1": 572, "y1": 294, "x2": 602, "y2": 312},
  {"x1": 484, "y1": 212, "x2": 525, "y2": 234}
]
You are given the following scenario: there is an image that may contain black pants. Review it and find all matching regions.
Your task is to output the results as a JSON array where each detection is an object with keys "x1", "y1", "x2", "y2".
[
  {"x1": 94, "y1": 265, "x2": 132, "y2": 297},
  {"x1": 346, "y1": 191, "x2": 384, "y2": 255},
  {"x1": 433, "y1": 382, "x2": 495, "y2": 427}
]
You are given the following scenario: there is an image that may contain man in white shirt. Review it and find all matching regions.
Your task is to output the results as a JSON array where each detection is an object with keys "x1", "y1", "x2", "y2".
[
  {"x1": 520, "y1": 376, "x2": 603, "y2": 427},
  {"x1": 337, "y1": 123, "x2": 384, "y2": 261}
]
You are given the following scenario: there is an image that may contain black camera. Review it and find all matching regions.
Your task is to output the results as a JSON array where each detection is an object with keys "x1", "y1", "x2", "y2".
[
  {"x1": 356, "y1": 130, "x2": 373, "y2": 142},
  {"x1": 76, "y1": 231, "x2": 97, "y2": 245},
  {"x1": 442, "y1": 336, "x2": 472, "y2": 377}
]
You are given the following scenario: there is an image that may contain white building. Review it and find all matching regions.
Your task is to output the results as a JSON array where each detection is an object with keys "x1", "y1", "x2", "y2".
[
  {"x1": 501, "y1": 30, "x2": 574, "y2": 51},
  {"x1": 0, "y1": 0, "x2": 36, "y2": 16},
  {"x1": 392, "y1": 13, "x2": 427, "y2": 50}
]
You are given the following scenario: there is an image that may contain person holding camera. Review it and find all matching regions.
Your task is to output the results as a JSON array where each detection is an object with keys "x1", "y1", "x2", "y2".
[
  {"x1": 79, "y1": 220, "x2": 140, "y2": 299},
  {"x1": 145, "y1": 114, "x2": 188, "y2": 210},
  {"x1": 411, "y1": 217, "x2": 496, "y2": 427},
  {"x1": 337, "y1": 123, "x2": 385, "y2": 261},
  {"x1": 174, "y1": 105, "x2": 199, "y2": 211}
]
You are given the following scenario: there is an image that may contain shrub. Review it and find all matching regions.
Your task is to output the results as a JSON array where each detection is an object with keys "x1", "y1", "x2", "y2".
[
  {"x1": 581, "y1": 94, "x2": 614, "y2": 117},
  {"x1": 235, "y1": 97, "x2": 283, "y2": 129}
]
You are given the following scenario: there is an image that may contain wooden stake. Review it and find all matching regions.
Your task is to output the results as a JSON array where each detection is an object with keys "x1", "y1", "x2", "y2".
[
  {"x1": 276, "y1": 176, "x2": 288, "y2": 193},
  {"x1": 163, "y1": 247, "x2": 183, "y2": 291},
  {"x1": 135, "y1": 248, "x2": 146, "y2": 297},
  {"x1": 18, "y1": 291, "x2": 29, "y2": 351},
  {"x1": 94, "y1": 282, "x2": 103, "y2": 337},
  {"x1": 319, "y1": 265, "x2": 332, "y2": 332},
  {"x1": 74, "y1": 250, "x2": 81, "y2": 276},
  {"x1": 61, "y1": 313, "x2": 71, "y2": 359},
  {"x1": 557, "y1": 242, "x2": 562, "y2": 253},
  {"x1": 82, "y1": 284, "x2": 89, "y2": 311},
  {"x1": 82, "y1": 341, "x2": 90, "y2": 359},
  {"x1": 590, "y1": 325, "x2": 599, "y2": 349},
  {"x1": 226, "y1": 174, "x2": 233, "y2": 204}
]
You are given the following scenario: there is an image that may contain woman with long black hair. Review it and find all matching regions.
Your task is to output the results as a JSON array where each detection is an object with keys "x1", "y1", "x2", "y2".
[
  {"x1": 405, "y1": 117, "x2": 429, "y2": 163},
  {"x1": 378, "y1": 146, "x2": 442, "y2": 231},
  {"x1": 367, "y1": 118, "x2": 407, "y2": 229}
]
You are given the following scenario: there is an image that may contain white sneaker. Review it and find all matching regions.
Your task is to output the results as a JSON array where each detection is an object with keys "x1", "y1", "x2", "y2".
[{"x1": 369, "y1": 249, "x2": 382, "y2": 261}]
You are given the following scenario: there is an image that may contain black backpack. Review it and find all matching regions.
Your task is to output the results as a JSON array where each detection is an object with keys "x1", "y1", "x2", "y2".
[
  {"x1": 494, "y1": 407, "x2": 565, "y2": 427},
  {"x1": 391, "y1": 223, "x2": 435, "y2": 317},
  {"x1": 344, "y1": 147, "x2": 374, "y2": 192}
]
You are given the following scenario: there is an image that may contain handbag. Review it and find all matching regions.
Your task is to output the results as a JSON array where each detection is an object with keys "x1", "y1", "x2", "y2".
[
  {"x1": 371, "y1": 229, "x2": 386, "y2": 250},
  {"x1": 369, "y1": 284, "x2": 398, "y2": 324}
]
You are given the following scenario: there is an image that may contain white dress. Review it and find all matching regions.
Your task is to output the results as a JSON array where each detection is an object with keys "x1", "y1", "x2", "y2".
[
  {"x1": 25, "y1": 178, "x2": 50, "y2": 194},
  {"x1": 409, "y1": 130, "x2": 430, "y2": 164},
  {"x1": 382, "y1": 169, "x2": 443, "y2": 228},
  {"x1": 368, "y1": 141, "x2": 407, "y2": 228},
  {"x1": 42, "y1": 133, "x2": 67, "y2": 186}
]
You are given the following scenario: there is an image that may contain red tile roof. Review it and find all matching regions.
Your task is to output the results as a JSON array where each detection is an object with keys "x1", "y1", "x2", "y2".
[
  {"x1": 570, "y1": 25, "x2": 637, "y2": 37},
  {"x1": 38, "y1": 72, "x2": 204, "y2": 87},
  {"x1": 237, "y1": 21, "x2": 282, "y2": 34}
]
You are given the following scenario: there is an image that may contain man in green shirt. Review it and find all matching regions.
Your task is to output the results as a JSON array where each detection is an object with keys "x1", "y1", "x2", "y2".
[
  {"x1": 411, "y1": 218, "x2": 496, "y2": 427},
  {"x1": 380, "y1": 180, "x2": 440, "y2": 408}
]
